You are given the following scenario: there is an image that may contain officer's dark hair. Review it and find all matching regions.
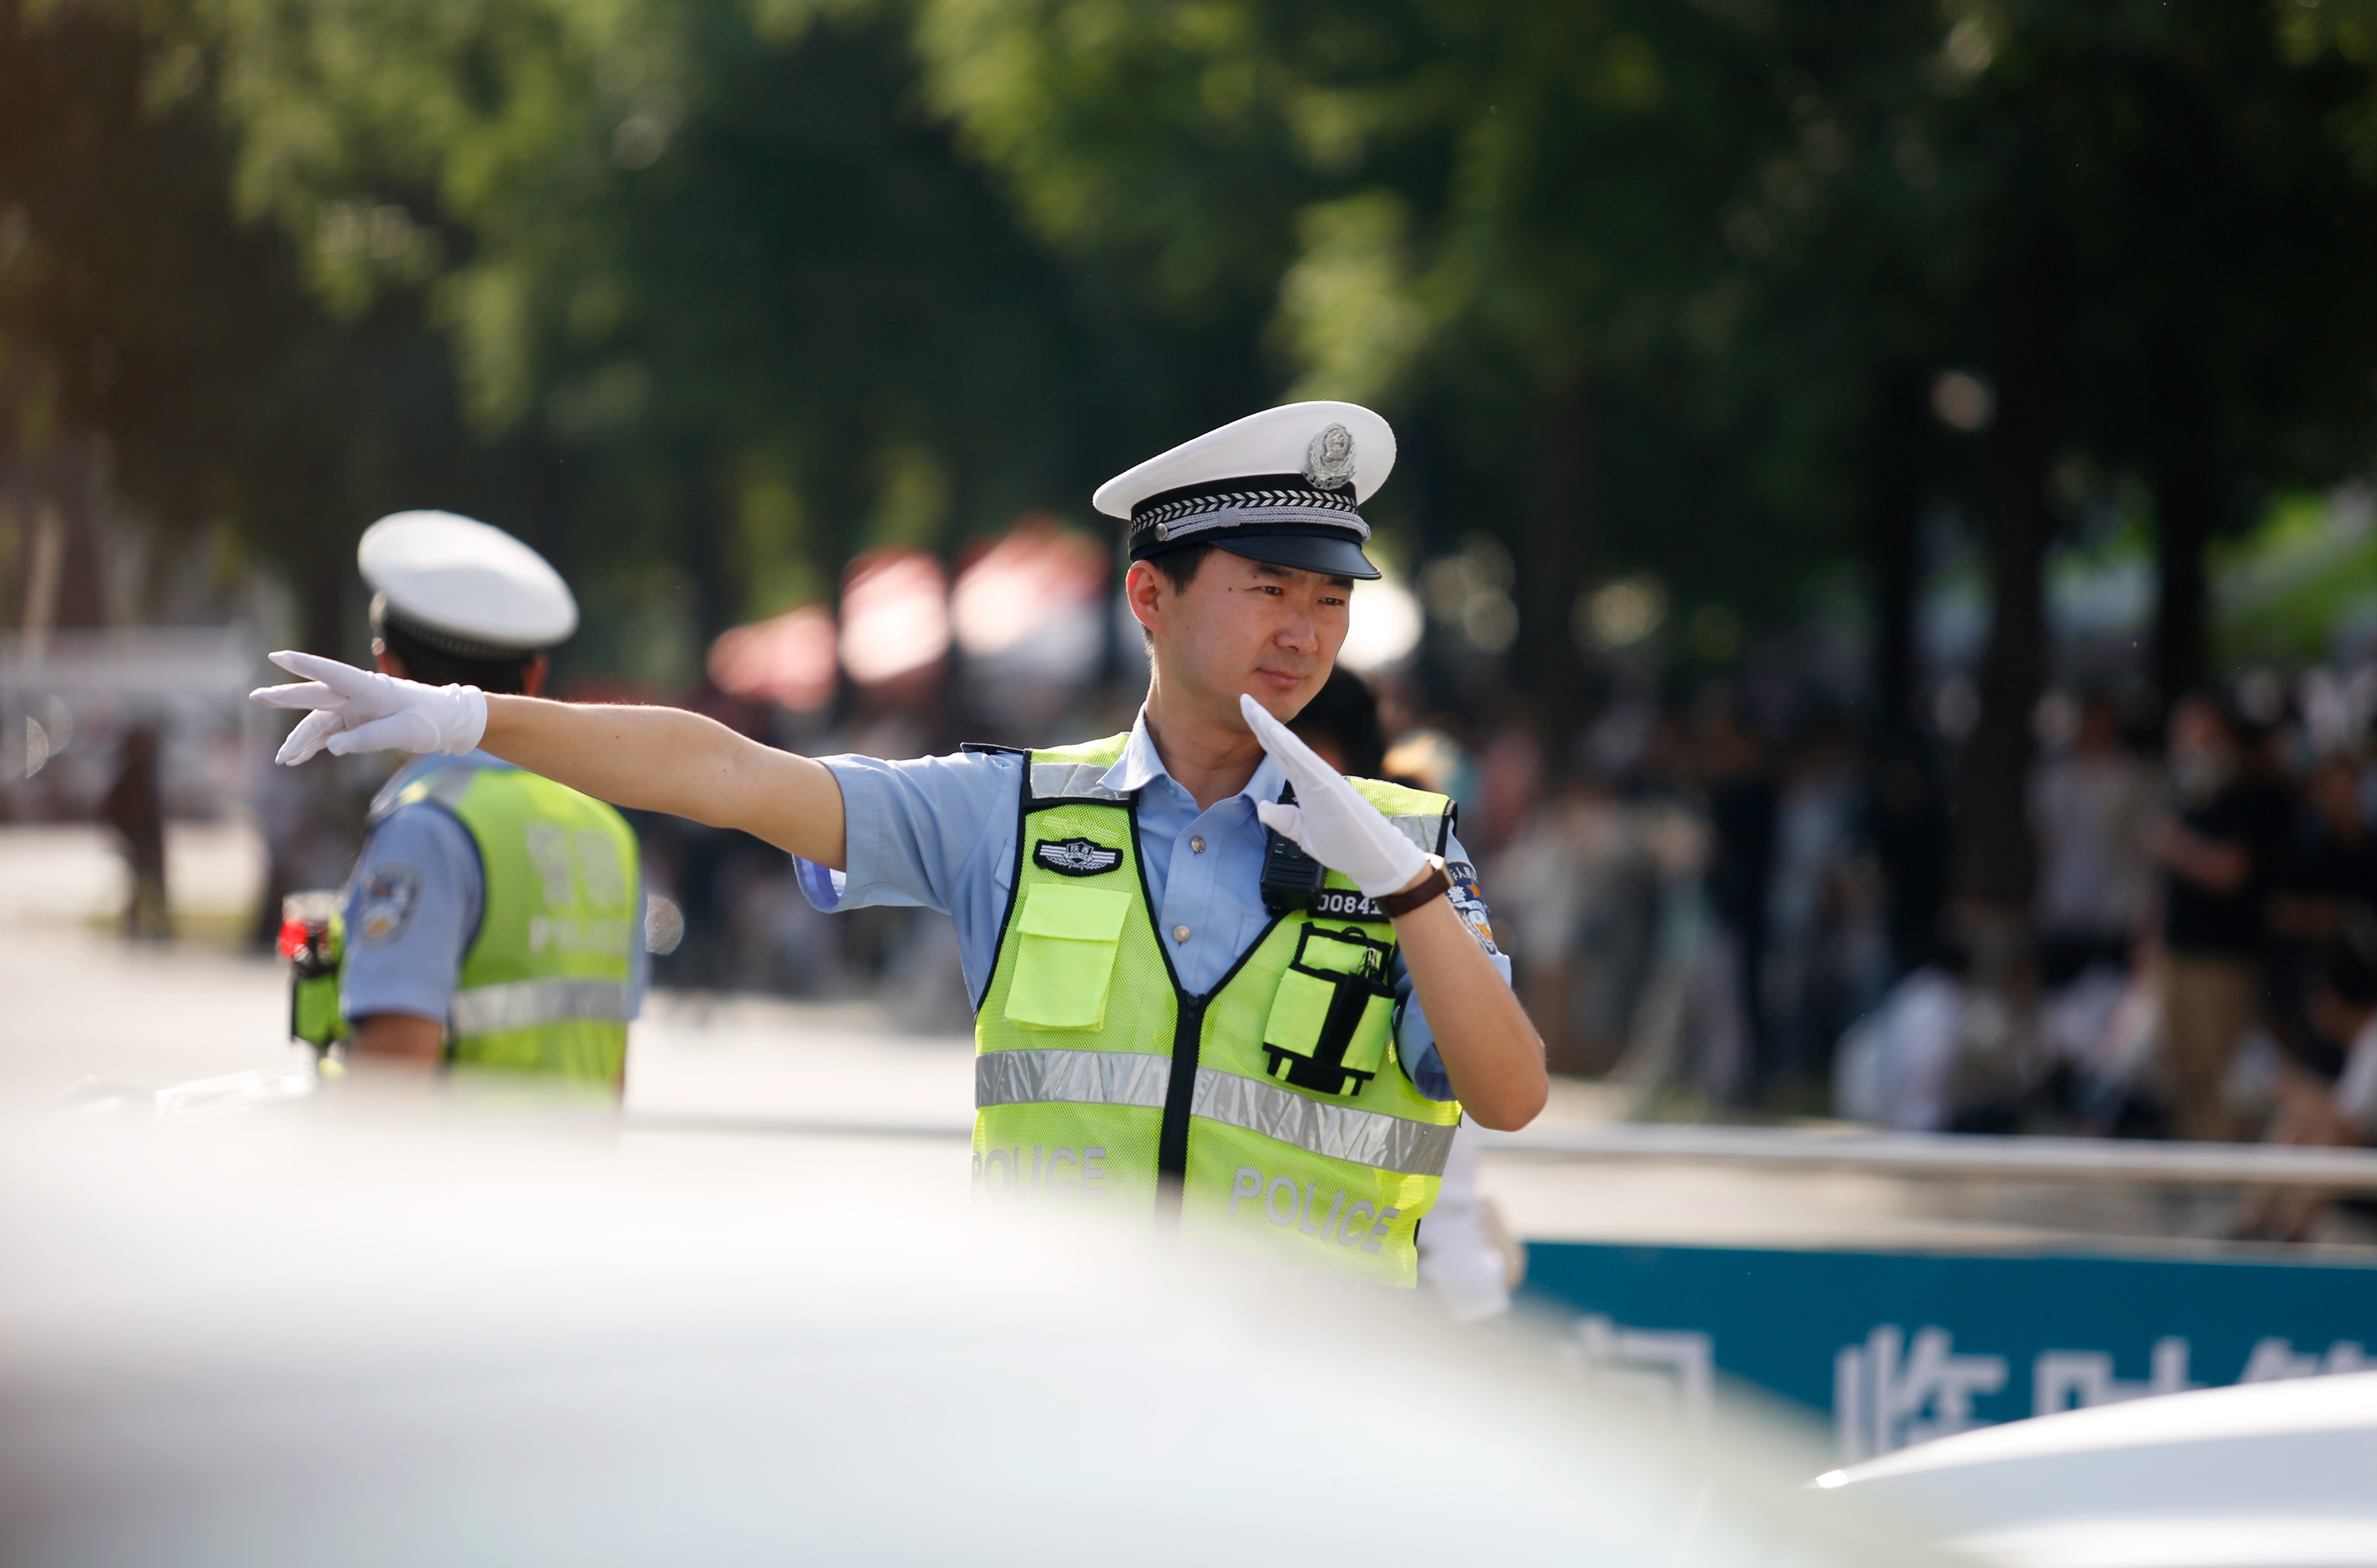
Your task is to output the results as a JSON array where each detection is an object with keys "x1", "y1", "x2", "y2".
[
  {"x1": 373, "y1": 606, "x2": 540, "y2": 695},
  {"x1": 1146, "y1": 543, "x2": 1216, "y2": 596},
  {"x1": 1289, "y1": 664, "x2": 1387, "y2": 778}
]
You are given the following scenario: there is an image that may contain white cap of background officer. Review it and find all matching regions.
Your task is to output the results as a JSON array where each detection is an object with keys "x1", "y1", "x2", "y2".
[
  {"x1": 1095, "y1": 401, "x2": 1395, "y2": 582},
  {"x1": 359, "y1": 510, "x2": 577, "y2": 657}
]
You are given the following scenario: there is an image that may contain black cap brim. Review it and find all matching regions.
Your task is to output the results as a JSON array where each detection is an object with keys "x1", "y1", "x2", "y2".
[{"x1": 1208, "y1": 531, "x2": 1380, "y2": 581}]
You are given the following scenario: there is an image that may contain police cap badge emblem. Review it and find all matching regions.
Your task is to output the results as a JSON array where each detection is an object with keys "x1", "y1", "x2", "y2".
[{"x1": 1302, "y1": 423, "x2": 1356, "y2": 490}]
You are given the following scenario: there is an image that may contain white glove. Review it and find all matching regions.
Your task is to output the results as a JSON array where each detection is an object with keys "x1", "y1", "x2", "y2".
[
  {"x1": 1240, "y1": 691, "x2": 1428, "y2": 899},
  {"x1": 249, "y1": 650, "x2": 489, "y2": 766}
]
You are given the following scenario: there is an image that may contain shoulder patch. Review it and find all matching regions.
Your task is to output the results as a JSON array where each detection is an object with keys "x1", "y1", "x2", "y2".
[
  {"x1": 1034, "y1": 837, "x2": 1123, "y2": 876},
  {"x1": 1445, "y1": 860, "x2": 1499, "y2": 955},
  {"x1": 356, "y1": 863, "x2": 425, "y2": 946}
]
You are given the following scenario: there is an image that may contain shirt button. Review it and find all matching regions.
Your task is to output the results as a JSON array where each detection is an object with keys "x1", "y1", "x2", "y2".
[
  {"x1": 1172, "y1": 924, "x2": 1191, "y2": 943},
  {"x1": 1190, "y1": 836, "x2": 1206, "y2": 854}
]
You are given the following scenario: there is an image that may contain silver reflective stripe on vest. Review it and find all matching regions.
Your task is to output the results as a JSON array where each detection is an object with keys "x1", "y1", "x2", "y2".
[
  {"x1": 450, "y1": 977, "x2": 634, "y2": 1035},
  {"x1": 1385, "y1": 814, "x2": 1441, "y2": 856},
  {"x1": 1192, "y1": 1068, "x2": 1455, "y2": 1177},
  {"x1": 977, "y1": 1048, "x2": 1171, "y2": 1111},
  {"x1": 1029, "y1": 762, "x2": 1130, "y2": 802}
]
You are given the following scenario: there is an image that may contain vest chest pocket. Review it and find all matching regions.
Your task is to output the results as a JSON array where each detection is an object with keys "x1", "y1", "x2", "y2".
[
  {"x1": 1004, "y1": 881, "x2": 1132, "y2": 1030},
  {"x1": 1261, "y1": 924, "x2": 1396, "y2": 1097}
]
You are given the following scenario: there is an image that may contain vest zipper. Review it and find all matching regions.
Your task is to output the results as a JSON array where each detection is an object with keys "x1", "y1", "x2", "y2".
[{"x1": 1155, "y1": 993, "x2": 1208, "y2": 1200}]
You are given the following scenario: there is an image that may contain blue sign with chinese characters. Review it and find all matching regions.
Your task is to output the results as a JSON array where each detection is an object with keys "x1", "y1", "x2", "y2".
[{"x1": 1522, "y1": 1242, "x2": 2377, "y2": 1463}]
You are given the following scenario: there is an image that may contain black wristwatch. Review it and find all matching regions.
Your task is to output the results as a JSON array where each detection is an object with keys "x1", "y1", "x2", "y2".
[{"x1": 1374, "y1": 854, "x2": 1451, "y2": 918}]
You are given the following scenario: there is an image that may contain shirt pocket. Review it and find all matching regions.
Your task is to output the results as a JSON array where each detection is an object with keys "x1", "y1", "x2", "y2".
[{"x1": 1004, "y1": 882, "x2": 1133, "y2": 1030}]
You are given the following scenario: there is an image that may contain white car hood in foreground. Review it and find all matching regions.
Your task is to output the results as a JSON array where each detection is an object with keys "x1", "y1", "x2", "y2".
[
  {"x1": 0, "y1": 1094, "x2": 1941, "y2": 1568},
  {"x1": 1821, "y1": 1369, "x2": 2377, "y2": 1568}
]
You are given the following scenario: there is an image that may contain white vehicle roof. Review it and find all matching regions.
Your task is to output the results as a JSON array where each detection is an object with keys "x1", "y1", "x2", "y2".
[{"x1": 1821, "y1": 1370, "x2": 2377, "y2": 1568}]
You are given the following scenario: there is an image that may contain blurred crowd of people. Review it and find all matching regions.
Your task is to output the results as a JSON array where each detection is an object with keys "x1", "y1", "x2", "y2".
[
  {"x1": 1846, "y1": 683, "x2": 2377, "y2": 1195},
  {"x1": 1440, "y1": 665, "x2": 2377, "y2": 1237}
]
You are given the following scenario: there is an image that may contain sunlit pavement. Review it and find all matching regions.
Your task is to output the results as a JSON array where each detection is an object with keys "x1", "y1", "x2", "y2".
[
  {"x1": 0, "y1": 821, "x2": 2281, "y2": 1255},
  {"x1": 0, "y1": 823, "x2": 289, "y2": 1109}
]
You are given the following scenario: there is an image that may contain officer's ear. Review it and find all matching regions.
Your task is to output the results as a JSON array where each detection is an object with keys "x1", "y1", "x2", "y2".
[
  {"x1": 1123, "y1": 560, "x2": 1166, "y2": 639},
  {"x1": 371, "y1": 640, "x2": 406, "y2": 680},
  {"x1": 522, "y1": 654, "x2": 551, "y2": 698}
]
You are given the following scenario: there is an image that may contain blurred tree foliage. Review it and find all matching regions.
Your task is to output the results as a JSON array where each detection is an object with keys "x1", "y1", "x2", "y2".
[
  {"x1": 134, "y1": 0, "x2": 1263, "y2": 669},
  {"x1": 4, "y1": 0, "x2": 1265, "y2": 679},
  {"x1": 914, "y1": 0, "x2": 2377, "y2": 904},
  {"x1": 0, "y1": 0, "x2": 541, "y2": 649},
  {"x1": 915, "y1": 0, "x2": 1835, "y2": 705},
  {"x1": 6, "y1": 0, "x2": 2377, "y2": 912}
]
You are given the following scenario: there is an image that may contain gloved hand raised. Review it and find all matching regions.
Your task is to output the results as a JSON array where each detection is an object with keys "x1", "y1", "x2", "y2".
[
  {"x1": 249, "y1": 650, "x2": 489, "y2": 766},
  {"x1": 1239, "y1": 691, "x2": 1428, "y2": 899}
]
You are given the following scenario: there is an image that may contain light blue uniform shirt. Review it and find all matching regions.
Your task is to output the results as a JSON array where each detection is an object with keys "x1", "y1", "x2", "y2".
[
  {"x1": 795, "y1": 710, "x2": 1511, "y2": 1100},
  {"x1": 340, "y1": 753, "x2": 648, "y2": 1026}
]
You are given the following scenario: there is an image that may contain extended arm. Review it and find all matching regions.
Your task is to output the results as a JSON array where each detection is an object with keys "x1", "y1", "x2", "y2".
[
  {"x1": 250, "y1": 652, "x2": 849, "y2": 868},
  {"x1": 479, "y1": 695, "x2": 847, "y2": 869}
]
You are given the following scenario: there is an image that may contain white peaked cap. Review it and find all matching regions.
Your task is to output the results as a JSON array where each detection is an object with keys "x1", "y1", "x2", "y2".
[
  {"x1": 1095, "y1": 402, "x2": 1395, "y2": 581},
  {"x1": 1093, "y1": 401, "x2": 1396, "y2": 517},
  {"x1": 358, "y1": 511, "x2": 579, "y2": 652}
]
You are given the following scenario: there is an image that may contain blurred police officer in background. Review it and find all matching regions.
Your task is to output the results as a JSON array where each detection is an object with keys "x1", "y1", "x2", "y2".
[
  {"x1": 257, "y1": 406, "x2": 1544, "y2": 1288},
  {"x1": 330, "y1": 512, "x2": 645, "y2": 1087}
]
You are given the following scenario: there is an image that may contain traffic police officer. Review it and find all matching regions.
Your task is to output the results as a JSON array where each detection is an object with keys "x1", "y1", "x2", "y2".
[
  {"x1": 254, "y1": 406, "x2": 1546, "y2": 1282},
  {"x1": 294, "y1": 511, "x2": 646, "y2": 1086}
]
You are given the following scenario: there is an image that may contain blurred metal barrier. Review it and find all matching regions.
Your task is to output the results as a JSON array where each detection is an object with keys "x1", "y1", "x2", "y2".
[
  {"x1": 61, "y1": 1059, "x2": 2377, "y2": 1194},
  {"x1": 1483, "y1": 1122, "x2": 2377, "y2": 1192},
  {"x1": 626, "y1": 1106, "x2": 2377, "y2": 1195}
]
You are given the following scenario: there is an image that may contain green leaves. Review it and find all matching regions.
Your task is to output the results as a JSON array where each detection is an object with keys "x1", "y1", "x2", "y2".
[
  {"x1": 189, "y1": 0, "x2": 689, "y2": 426},
  {"x1": 17, "y1": 0, "x2": 2374, "y2": 690},
  {"x1": 1278, "y1": 191, "x2": 1425, "y2": 405}
]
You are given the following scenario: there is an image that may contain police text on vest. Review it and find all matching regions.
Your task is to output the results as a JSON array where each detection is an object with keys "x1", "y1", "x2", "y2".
[
  {"x1": 975, "y1": 1145, "x2": 1109, "y2": 1196},
  {"x1": 1230, "y1": 1166, "x2": 1397, "y2": 1252}
]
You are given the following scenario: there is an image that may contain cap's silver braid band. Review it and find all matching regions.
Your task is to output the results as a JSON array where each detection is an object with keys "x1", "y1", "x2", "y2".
[
  {"x1": 1134, "y1": 485, "x2": 1359, "y2": 529},
  {"x1": 1129, "y1": 488, "x2": 1369, "y2": 550},
  {"x1": 371, "y1": 594, "x2": 549, "y2": 662}
]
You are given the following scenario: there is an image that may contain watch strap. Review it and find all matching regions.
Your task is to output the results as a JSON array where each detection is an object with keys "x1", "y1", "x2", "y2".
[{"x1": 1374, "y1": 855, "x2": 1451, "y2": 918}]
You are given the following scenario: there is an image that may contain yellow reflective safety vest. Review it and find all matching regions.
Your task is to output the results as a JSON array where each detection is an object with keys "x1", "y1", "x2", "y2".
[
  {"x1": 362, "y1": 761, "x2": 641, "y2": 1085},
  {"x1": 972, "y1": 734, "x2": 1463, "y2": 1287}
]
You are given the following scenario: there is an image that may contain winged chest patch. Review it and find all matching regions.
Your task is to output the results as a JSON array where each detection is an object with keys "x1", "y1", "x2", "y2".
[{"x1": 1034, "y1": 836, "x2": 1123, "y2": 876}]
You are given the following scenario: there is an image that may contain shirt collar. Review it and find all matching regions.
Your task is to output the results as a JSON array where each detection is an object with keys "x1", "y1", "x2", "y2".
[
  {"x1": 370, "y1": 749, "x2": 507, "y2": 821},
  {"x1": 396, "y1": 747, "x2": 505, "y2": 781},
  {"x1": 1099, "y1": 707, "x2": 1288, "y2": 808}
]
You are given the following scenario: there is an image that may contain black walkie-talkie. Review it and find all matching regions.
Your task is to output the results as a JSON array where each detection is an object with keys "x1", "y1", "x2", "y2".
[{"x1": 1259, "y1": 782, "x2": 1327, "y2": 914}]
